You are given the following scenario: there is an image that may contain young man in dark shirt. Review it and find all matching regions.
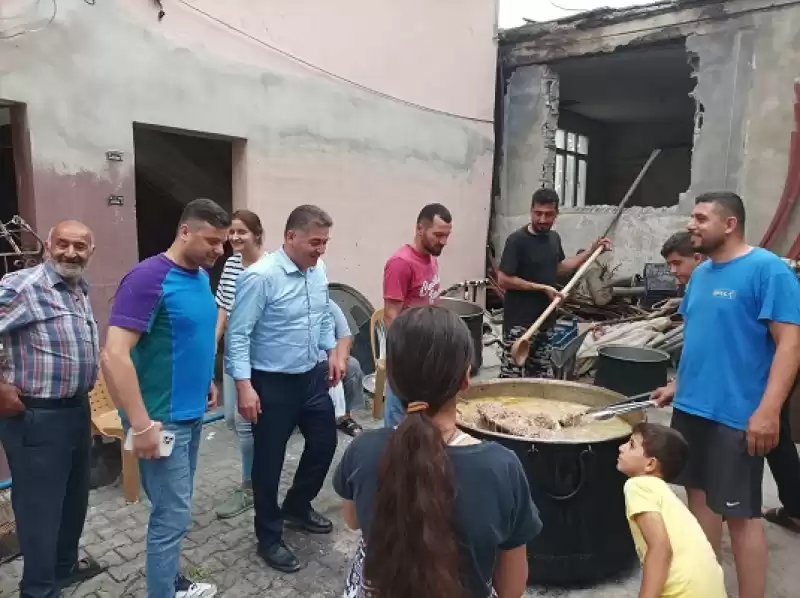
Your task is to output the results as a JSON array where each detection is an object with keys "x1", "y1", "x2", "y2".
[{"x1": 497, "y1": 188, "x2": 610, "y2": 378}]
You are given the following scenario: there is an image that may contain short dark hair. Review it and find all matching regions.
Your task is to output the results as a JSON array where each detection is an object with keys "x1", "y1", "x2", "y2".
[
  {"x1": 633, "y1": 423, "x2": 689, "y2": 483},
  {"x1": 532, "y1": 187, "x2": 559, "y2": 208},
  {"x1": 660, "y1": 231, "x2": 695, "y2": 259},
  {"x1": 284, "y1": 204, "x2": 333, "y2": 234},
  {"x1": 417, "y1": 203, "x2": 452, "y2": 226},
  {"x1": 179, "y1": 198, "x2": 231, "y2": 229},
  {"x1": 695, "y1": 191, "x2": 746, "y2": 231}
]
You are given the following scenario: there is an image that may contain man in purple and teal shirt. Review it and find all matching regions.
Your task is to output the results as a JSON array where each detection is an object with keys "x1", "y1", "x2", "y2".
[
  {"x1": 102, "y1": 199, "x2": 230, "y2": 598},
  {"x1": 0, "y1": 220, "x2": 103, "y2": 598}
]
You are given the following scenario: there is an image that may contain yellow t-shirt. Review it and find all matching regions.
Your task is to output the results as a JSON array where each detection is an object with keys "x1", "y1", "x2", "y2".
[{"x1": 624, "y1": 476, "x2": 727, "y2": 598}]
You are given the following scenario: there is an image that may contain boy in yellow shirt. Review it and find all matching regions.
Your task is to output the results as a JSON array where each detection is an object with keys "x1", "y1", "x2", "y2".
[{"x1": 618, "y1": 422, "x2": 727, "y2": 598}]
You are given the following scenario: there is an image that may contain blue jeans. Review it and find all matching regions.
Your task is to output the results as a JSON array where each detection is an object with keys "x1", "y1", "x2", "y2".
[
  {"x1": 138, "y1": 420, "x2": 202, "y2": 598},
  {"x1": 383, "y1": 383, "x2": 405, "y2": 428},
  {"x1": 223, "y1": 372, "x2": 254, "y2": 483}
]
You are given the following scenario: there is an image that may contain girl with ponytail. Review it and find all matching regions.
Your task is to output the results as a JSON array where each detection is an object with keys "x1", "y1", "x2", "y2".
[{"x1": 334, "y1": 306, "x2": 542, "y2": 598}]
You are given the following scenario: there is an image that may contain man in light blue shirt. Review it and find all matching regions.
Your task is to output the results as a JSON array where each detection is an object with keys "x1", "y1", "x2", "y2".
[
  {"x1": 226, "y1": 205, "x2": 342, "y2": 574},
  {"x1": 326, "y1": 301, "x2": 365, "y2": 436}
]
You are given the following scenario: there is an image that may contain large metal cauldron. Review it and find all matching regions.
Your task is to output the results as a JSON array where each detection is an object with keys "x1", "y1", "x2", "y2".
[
  {"x1": 439, "y1": 297, "x2": 484, "y2": 376},
  {"x1": 457, "y1": 379, "x2": 642, "y2": 586},
  {"x1": 594, "y1": 345, "x2": 670, "y2": 398}
]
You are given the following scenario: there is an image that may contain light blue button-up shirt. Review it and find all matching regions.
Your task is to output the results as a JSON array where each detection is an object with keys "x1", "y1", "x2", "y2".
[
  {"x1": 319, "y1": 302, "x2": 351, "y2": 362},
  {"x1": 225, "y1": 248, "x2": 336, "y2": 379}
]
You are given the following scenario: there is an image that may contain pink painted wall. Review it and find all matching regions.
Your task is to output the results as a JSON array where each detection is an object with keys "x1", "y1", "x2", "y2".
[{"x1": 0, "y1": 0, "x2": 498, "y2": 333}]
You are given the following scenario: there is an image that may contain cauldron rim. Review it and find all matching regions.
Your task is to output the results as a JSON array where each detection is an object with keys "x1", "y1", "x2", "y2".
[
  {"x1": 455, "y1": 421, "x2": 634, "y2": 446},
  {"x1": 457, "y1": 377, "x2": 641, "y2": 445},
  {"x1": 438, "y1": 296, "x2": 484, "y2": 318},
  {"x1": 597, "y1": 345, "x2": 670, "y2": 364}
]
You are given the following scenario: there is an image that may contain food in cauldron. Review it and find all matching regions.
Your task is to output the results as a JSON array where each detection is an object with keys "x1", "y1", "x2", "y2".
[
  {"x1": 457, "y1": 396, "x2": 632, "y2": 442},
  {"x1": 476, "y1": 403, "x2": 558, "y2": 438}
]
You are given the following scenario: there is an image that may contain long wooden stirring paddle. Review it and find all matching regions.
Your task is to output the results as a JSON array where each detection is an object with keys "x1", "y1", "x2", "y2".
[
  {"x1": 509, "y1": 245, "x2": 604, "y2": 366},
  {"x1": 509, "y1": 148, "x2": 661, "y2": 367}
]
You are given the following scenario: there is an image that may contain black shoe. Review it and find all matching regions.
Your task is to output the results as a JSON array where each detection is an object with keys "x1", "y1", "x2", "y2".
[
  {"x1": 258, "y1": 541, "x2": 301, "y2": 573},
  {"x1": 283, "y1": 508, "x2": 333, "y2": 534},
  {"x1": 337, "y1": 417, "x2": 363, "y2": 437}
]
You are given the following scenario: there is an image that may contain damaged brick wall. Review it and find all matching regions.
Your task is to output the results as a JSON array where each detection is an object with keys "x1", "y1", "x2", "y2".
[
  {"x1": 493, "y1": 0, "x2": 800, "y2": 277},
  {"x1": 495, "y1": 64, "x2": 560, "y2": 254}
]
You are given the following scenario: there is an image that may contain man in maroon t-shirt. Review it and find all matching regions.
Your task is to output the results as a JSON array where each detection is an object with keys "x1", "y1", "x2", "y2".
[{"x1": 382, "y1": 203, "x2": 452, "y2": 426}]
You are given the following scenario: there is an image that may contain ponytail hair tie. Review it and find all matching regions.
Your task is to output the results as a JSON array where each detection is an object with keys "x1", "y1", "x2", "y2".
[{"x1": 406, "y1": 401, "x2": 429, "y2": 414}]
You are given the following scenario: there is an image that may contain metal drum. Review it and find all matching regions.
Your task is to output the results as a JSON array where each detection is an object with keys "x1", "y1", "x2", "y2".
[
  {"x1": 458, "y1": 378, "x2": 642, "y2": 586},
  {"x1": 439, "y1": 297, "x2": 484, "y2": 375},
  {"x1": 594, "y1": 345, "x2": 670, "y2": 398}
]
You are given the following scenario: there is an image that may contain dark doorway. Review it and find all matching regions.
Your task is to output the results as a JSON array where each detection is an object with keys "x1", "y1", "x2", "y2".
[
  {"x1": 132, "y1": 124, "x2": 234, "y2": 290},
  {"x1": 0, "y1": 108, "x2": 17, "y2": 231},
  {"x1": 0, "y1": 103, "x2": 39, "y2": 279}
]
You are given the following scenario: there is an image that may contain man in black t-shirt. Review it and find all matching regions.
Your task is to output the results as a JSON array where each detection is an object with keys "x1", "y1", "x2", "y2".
[{"x1": 497, "y1": 188, "x2": 611, "y2": 378}]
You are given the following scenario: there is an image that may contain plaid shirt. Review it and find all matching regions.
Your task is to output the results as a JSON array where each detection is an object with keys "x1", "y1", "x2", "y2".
[{"x1": 0, "y1": 262, "x2": 99, "y2": 399}]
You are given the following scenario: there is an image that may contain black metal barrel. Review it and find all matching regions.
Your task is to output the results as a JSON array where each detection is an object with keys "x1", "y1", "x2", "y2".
[
  {"x1": 439, "y1": 297, "x2": 484, "y2": 375},
  {"x1": 594, "y1": 345, "x2": 670, "y2": 397},
  {"x1": 458, "y1": 379, "x2": 640, "y2": 586}
]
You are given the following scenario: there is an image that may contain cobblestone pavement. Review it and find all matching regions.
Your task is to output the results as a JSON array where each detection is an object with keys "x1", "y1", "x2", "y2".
[
  {"x1": 0, "y1": 413, "x2": 644, "y2": 598},
  {"x1": 1, "y1": 374, "x2": 799, "y2": 596}
]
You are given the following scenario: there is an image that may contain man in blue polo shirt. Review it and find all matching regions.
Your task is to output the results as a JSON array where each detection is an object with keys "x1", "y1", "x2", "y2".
[
  {"x1": 102, "y1": 198, "x2": 230, "y2": 598},
  {"x1": 652, "y1": 192, "x2": 800, "y2": 598}
]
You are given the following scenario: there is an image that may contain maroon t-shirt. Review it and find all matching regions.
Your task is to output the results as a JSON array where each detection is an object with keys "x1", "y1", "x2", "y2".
[{"x1": 383, "y1": 244, "x2": 440, "y2": 309}]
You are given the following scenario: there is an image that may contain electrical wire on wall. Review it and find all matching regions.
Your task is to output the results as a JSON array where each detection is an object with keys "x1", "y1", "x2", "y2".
[
  {"x1": 175, "y1": 0, "x2": 493, "y2": 124},
  {"x1": 0, "y1": 0, "x2": 56, "y2": 40}
]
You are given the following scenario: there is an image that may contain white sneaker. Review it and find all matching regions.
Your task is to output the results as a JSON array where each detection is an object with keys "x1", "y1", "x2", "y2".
[{"x1": 175, "y1": 574, "x2": 217, "y2": 598}]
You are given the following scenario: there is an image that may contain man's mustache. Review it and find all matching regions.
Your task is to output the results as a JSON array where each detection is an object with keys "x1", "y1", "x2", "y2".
[{"x1": 57, "y1": 259, "x2": 87, "y2": 266}]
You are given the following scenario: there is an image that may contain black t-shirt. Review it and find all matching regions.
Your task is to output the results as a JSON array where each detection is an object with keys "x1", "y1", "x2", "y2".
[
  {"x1": 333, "y1": 428, "x2": 542, "y2": 598},
  {"x1": 499, "y1": 226, "x2": 566, "y2": 332}
]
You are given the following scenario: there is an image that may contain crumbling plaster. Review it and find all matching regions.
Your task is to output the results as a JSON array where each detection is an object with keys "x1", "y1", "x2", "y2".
[
  {"x1": 0, "y1": 0, "x2": 498, "y2": 331},
  {"x1": 496, "y1": 0, "x2": 800, "y2": 278}
]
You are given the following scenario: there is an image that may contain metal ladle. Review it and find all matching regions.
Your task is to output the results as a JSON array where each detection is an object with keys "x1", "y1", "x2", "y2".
[{"x1": 560, "y1": 391, "x2": 655, "y2": 427}]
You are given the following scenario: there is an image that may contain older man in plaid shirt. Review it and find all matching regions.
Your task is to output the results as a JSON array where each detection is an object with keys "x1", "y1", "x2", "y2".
[{"x1": 0, "y1": 220, "x2": 104, "y2": 598}]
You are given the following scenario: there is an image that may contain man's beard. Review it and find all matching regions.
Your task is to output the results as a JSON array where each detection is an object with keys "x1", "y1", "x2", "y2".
[
  {"x1": 422, "y1": 241, "x2": 444, "y2": 256},
  {"x1": 531, "y1": 224, "x2": 552, "y2": 234},
  {"x1": 692, "y1": 234, "x2": 723, "y2": 255},
  {"x1": 52, "y1": 260, "x2": 87, "y2": 280}
]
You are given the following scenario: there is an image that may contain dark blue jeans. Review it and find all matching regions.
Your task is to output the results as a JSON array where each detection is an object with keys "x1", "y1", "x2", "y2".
[
  {"x1": 0, "y1": 398, "x2": 91, "y2": 598},
  {"x1": 250, "y1": 363, "x2": 337, "y2": 549}
]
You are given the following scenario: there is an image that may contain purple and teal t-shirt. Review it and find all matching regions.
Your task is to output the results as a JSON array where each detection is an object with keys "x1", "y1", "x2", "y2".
[{"x1": 109, "y1": 254, "x2": 218, "y2": 423}]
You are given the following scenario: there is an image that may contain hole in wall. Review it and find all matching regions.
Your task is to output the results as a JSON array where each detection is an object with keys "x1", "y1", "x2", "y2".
[{"x1": 548, "y1": 40, "x2": 697, "y2": 209}]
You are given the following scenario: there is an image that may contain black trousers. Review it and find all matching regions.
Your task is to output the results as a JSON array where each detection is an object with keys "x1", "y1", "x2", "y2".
[
  {"x1": 0, "y1": 397, "x2": 91, "y2": 598},
  {"x1": 250, "y1": 364, "x2": 337, "y2": 549},
  {"x1": 766, "y1": 397, "x2": 800, "y2": 518}
]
